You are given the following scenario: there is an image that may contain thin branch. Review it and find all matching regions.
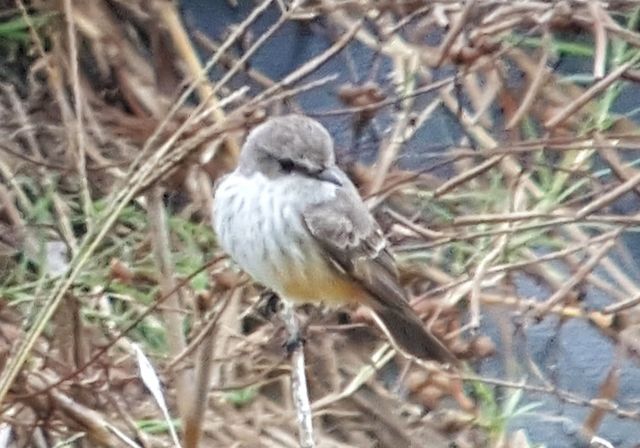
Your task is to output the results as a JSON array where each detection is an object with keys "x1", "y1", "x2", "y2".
[
  {"x1": 281, "y1": 303, "x2": 315, "y2": 448},
  {"x1": 545, "y1": 56, "x2": 639, "y2": 129},
  {"x1": 536, "y1": 236, "x2": 619, "y2": 317},
  {"x1": 147, "y1": 187, "x2": 193, "y2": 437}
]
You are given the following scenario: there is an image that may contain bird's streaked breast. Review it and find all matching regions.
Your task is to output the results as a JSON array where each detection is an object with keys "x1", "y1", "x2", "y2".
[{"x1": 213, "y1": 172, "x2": 365, "y2": 304}]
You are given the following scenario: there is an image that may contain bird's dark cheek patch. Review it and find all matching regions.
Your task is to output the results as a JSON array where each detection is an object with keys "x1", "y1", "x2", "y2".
[{"x1": 279, "y1": 158, "x2": 295, "y2": 173}]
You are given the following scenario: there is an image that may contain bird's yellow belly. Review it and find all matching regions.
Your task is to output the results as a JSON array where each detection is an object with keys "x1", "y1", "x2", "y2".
[{"x1": 278, "y1": 259, "x2": 367, "y2": 306}]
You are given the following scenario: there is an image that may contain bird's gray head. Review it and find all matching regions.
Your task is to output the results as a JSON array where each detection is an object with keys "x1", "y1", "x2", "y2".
[{"x1": 238, "y1": 115, "x2": 342, "y2": 185}]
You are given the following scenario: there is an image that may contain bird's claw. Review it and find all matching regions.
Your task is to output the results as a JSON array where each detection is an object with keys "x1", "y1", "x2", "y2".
[
  {"x1": 284, "y1": 334, "x2": 306, "y2": 354},
  {"x1": 258, "y1": 290, "x2": 281, "y2": 318}
]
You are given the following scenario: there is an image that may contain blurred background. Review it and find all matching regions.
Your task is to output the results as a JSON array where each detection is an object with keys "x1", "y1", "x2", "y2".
[{"x1": 1, "y1": 0, "x2": 640, "y2": 447}]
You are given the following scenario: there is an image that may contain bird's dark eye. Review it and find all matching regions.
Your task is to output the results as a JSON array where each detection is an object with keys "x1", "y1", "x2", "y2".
[{"x1": 279, "y1": 158, "x2": 295, "y2": 173}]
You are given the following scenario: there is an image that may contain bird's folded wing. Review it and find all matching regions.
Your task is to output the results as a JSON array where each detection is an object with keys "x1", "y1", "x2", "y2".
[
  {"x1": 302, "y1": 188, "x2": 408, "y2": 310},
  {"x1": 303, "y1": 186, "x2": 457, "y2": 364}
]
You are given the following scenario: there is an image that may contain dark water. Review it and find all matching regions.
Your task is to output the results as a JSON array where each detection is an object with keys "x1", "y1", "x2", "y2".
[{"x1": 183, "y1": 2, "x2": 640, "y2": 446}]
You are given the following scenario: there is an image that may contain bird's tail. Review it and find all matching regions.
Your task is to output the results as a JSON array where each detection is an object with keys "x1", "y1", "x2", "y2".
[{"x1": 368, "y1": 301, "x2": 457, "y2": 366}]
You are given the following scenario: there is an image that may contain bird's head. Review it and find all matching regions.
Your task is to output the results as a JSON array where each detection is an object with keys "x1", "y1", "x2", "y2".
[{"x1": 238, "y1": 114, "x2": 342, "y2": 186}]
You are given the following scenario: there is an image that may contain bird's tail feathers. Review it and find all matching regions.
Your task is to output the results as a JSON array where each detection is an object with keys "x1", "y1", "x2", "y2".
[{"x1": 368, "y1": 302, "x2": 457, "y2": 366}]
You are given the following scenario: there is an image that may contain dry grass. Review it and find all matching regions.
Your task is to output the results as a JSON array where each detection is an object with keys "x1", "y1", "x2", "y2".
[{"x1": 1, "y1": 1, "x2": 640, "y2": 447}]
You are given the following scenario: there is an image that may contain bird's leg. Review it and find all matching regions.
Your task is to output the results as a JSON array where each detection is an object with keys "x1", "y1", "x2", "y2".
[
  {"x1": 257, "y1": 289, "x2": 282, "y2": 319},
  {"x1": 281, "y1": 302, "x2": 305, "y2": 354},
  {"x1": 259, "y1": 291, "x2": 308, "y2": 352},
  {"x1": 284, "y1": 333, "x2": 305, "y2": 354}
]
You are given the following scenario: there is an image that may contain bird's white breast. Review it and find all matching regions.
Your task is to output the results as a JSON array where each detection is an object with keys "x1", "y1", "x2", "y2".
[{"x1": 212, "y1": 171, "x2": 336, "y2": 297}]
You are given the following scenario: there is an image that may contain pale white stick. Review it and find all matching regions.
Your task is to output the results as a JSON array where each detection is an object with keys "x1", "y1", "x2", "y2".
[{"x1": 281, "y1": 303, "x2": 315, "y2": 448}]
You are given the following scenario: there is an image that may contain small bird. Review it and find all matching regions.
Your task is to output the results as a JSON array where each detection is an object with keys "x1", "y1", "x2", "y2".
[{"x1": 212, "y1": 115, "x2": 456, "y2": 364}]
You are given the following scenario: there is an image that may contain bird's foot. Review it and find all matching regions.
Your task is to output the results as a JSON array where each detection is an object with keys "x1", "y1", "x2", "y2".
[
  {"x1": 284, "y1": 333, "x2": 306, "y2": 354},
  {"x1": 257, "y1": 290, "x2": 282, "y2": 319}
]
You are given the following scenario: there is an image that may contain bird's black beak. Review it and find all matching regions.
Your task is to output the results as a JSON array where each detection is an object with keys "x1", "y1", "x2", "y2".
[{"x1": 312, "y1": 167, "x2": 343, "y2": 186}]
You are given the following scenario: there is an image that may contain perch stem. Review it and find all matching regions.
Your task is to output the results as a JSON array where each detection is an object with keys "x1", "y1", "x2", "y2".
[{"x1": 281, "y1": 303, "x2": 315, "y2": 448}]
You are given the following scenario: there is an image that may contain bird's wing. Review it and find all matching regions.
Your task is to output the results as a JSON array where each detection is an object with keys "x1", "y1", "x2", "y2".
[
  {"x1": 302, "y1": 185, "x2": 405, "y2": 309},
  {"x1": 302, "y1": 179, "x2": 457, "y2": 364}
]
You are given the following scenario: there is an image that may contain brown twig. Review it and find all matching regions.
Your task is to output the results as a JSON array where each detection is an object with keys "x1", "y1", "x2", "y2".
[
  {"x1": 536, "y1": 236, "x2": 619, "y2": 317},
  {"x1": 545, "y1": 57, "x2": 638, "y2": 129},
  {"x1": 589, "y1": 2, "x2": 607, "y2": 80}
]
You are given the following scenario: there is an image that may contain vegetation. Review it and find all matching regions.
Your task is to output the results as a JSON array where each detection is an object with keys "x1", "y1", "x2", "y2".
[{"x1": 1, "y1": 1, "x2": 640, "y2": 447}]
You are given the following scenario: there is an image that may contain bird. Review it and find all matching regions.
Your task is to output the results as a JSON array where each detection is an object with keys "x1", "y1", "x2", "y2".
[{"x1": 212, "y1": 114, "x2": 456, "y2": 364}]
